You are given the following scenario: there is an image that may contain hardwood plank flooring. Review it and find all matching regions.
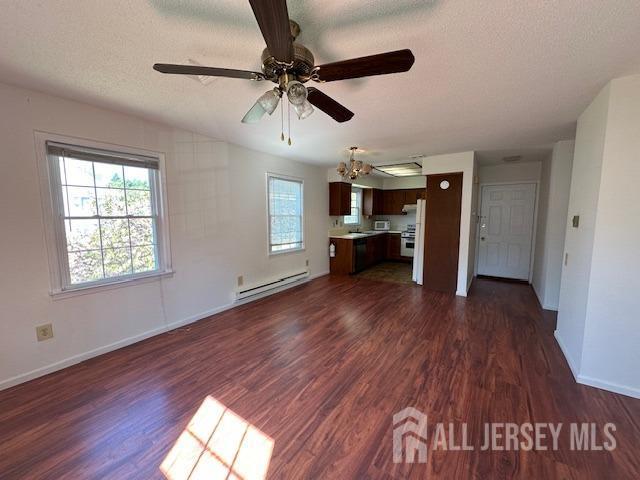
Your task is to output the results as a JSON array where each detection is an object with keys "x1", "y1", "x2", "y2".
[{"x1": 0, "y1": 276, "x2": 638, "y2": 479}]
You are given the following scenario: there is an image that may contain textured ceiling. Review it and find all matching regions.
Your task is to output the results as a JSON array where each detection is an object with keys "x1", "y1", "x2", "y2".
[{"x1": 1, "y1": 1, "x2": 639, "y2": 166}]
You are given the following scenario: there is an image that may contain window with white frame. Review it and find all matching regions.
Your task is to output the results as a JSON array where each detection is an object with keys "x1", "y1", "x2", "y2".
[
  {"x1": 267, "y1": 174, "x2": 304, "y2": 253},
  {"x1": 45, "y1": 141, "x2": 167, "y2": 290},
  {"x1": 343, "y1": 188, "x2": 362, "y2": 225}
]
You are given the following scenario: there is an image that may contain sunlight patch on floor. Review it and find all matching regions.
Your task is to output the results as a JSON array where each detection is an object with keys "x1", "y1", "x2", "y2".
[{"x1": 160, "y1": 396, "x2": 274, "y2": 480}]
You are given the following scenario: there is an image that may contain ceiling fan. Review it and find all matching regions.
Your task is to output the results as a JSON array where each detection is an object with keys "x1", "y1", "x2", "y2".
[{"x1": 153, "y1": 0, "x2": 415, "y2": 127}]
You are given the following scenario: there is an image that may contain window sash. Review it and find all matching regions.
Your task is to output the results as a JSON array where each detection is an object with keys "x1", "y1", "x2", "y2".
[
  {"x1": 48, "y1": 147, "x2": 163, "y2": 290},
  {"x1": 267, "y1": 174, "x2": 304, "y2": 254},
  {"x1": 47, "y1": 142, "x2": 159, "y2": 170}
]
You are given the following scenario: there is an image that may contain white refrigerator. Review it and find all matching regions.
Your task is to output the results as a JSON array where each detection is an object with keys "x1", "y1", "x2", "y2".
[{"x1": 412, "y1": 199, "x2": 426, "y2": 285}]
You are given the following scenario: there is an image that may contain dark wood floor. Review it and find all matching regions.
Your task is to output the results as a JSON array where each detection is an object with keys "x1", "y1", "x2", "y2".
[{"x1": 0, "y1": 276, "x2": 638, "y2": 479}]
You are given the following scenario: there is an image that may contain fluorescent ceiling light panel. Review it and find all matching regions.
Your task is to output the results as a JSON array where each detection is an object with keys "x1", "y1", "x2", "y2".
[{"x1": 373, "y1": 162, "x2": 422, "y2": 177}]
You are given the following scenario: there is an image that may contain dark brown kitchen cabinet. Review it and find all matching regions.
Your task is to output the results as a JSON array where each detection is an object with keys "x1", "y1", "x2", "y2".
[
  {"x1": 386, "y1": 233, "x2": 402, "y2": 260},
  {"x1": 363, "y1": 188, "x2": 384, "y2": 216},
  {"x1": 383, "y1": 190, "x2": 407, "y2": 215},
  {"x1": 329, "y1": 182, "x2": 351, "y2": 216},
  {"x1": 404, "y1": 188, "x2": 425, "y2": 205},
  {"x1": 329, "y1": 238, "x2": 354, "y2": 274}
]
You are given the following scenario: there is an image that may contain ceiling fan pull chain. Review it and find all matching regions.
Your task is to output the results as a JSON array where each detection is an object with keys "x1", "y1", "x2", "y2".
[
  {"x1": 288, "y1": 100, "x2": 292, "y2": 146},
  {"x1": 280, "y1": 96, "x2": 285, "y2": 142}
]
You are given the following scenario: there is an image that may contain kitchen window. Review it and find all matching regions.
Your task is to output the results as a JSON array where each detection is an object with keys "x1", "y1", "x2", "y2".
[
  {"x1": 343, "y1": 188, "x2": 361, "y2": 225},
  {"x1": 41, "y1": 137, "x2": 171, "y2": 294},
  {"x1": 267, "y1": 174, "x2": 304, "y2": 254}
]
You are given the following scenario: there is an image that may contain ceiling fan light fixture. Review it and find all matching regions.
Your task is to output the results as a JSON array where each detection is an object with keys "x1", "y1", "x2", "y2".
[
  {"x1": 257, "y1": 88, "x2": 281, "y2": 115},
  {"x1": 293, "y1": 99, "x2": 314, "y2": 119},
  {"x1": 241, "y1": 101, "x2": 266, "y2": 124},
  {"x1": 286, "y1": 81, "x2": 308, "y2": 106}
]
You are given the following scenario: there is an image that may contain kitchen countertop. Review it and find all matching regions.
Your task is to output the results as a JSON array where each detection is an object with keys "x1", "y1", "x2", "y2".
[{"x1": 329, "y1": 230, "x2": 402, "y2": 240}]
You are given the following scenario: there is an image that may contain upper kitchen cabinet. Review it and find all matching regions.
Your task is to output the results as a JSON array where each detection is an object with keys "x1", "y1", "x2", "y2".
[
  {"x1": 382, "y1": 189, "x2": 407, "y2": 215},
  {"x1": 363, "y1": 188, "x2": 384, "y2": 216},
  {"x1": 404, "y1": 188, "x2": 426, "y2": 204},
  {"x1": 329, "y1": 182, "x2": 351, "y2": 216}
]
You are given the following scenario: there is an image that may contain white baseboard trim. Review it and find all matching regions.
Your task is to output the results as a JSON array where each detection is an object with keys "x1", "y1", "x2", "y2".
[
  {"x1": 0, "y1": 326, "x2": 167, "y2": 391},
  {"x1": 554, "y1": 330, "x2": 579, "y2": 380},
  {"x1": 0, "y1": 270, "x2": 330, "y2": 392},
  {"x1": 532, "y1": 284, "x2": 559, "y2": 311},
  {"x1": 577, "y1": 374, "x2": 640, "y2": 400},
  {"x1": 554, "y1": 330, "x2": 640, "y2": 399}
]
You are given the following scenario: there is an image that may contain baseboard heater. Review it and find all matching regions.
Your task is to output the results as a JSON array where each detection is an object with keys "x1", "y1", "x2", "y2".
[{"x1": 236, "y1": 270, "x2": 309, "y2": 300}]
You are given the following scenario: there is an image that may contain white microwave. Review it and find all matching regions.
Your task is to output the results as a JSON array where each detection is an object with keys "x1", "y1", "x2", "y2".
[{"x1": 374, "y1": 221, "x2": 390, "y2": 231}]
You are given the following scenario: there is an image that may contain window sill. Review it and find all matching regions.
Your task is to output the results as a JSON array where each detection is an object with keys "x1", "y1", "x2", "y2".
[
  {"x1": 49, "y1": 269, "x2": 175, "y2": 300},
  {"x1": 269, "y1": 247, "x2": 305, "y2": 257}
]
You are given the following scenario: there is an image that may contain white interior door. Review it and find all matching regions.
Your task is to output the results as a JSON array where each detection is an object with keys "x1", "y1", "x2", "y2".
[{"x1": 477, "y1": 183, "x2": 536, "y2": 280}]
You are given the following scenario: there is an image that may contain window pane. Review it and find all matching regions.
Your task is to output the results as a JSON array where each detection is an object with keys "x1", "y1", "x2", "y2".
[
  {"x1": 68, "y1": 250, "x2": 103, "y2": 284},
  {"x1": 94, "y1": 163, "x2": 124, "y2": 188},
  {"x1": 65, "y1": 186, "x2": 97, "y2": 217},
  {"x1": 129, "y1": 218, "x2": 154, "y2": 246},
  {"x1": 65, "y1": 219, "x2": 101, "y2": 252},
  {"x1": 101, "y1": 219, "x2": 129, "y2": 248},
  {"x1": 126, "y1": 189, "x2": 152, "y2": 216},
  {"x1": 64, "y1": 158, "x2": 94, "y2": 186},
  {"x1": 124, "y1": 165, "x2": 150, "y2": 190},
  {"x1": 268, "y1": 176, "x2": 302, "y2": 252},
  {"x1": 132, "y1": 245, "x2": 157, "y2": 273},
  {"x1": 103, "y1": 247, "x2": 132, "y2": 278},
  {"x1": 97, "y1": 188, "x2": 126, "y2": 216}
]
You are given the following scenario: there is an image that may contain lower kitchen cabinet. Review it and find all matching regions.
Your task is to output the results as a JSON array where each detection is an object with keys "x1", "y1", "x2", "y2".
[
  {"x1": 329, "y1": 233, "x2": 404, "y2": 275},
  {"x1": 329, "y1": 238, "x2": 354, "y2": 275},
  {"x1": 386, "y1": 233, "x2": 402, "y2": 261}
]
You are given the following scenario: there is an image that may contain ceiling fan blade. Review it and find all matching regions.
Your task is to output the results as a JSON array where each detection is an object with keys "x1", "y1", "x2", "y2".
[
  {"x1": 153, "y1": 64, "x2": 265, "y2": 80},
  {"x1": 248, "y1": 0, "x2": 294, "y2": 63},
  {"x1": 312, "y1": 49, "x2": 415, "y2": 83},
  {"x1": 307, "y1": 88, "x2": 354, "y2": 123}
]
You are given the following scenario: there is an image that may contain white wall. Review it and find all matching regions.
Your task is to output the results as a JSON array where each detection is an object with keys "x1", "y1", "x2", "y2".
[
  {"x1": 468, "y1": 156, "x2": 479, "y2": 290},
  {"x1": 382, "y1": 176, "x2": 426, "y2": 190},
  {"x1": 579, "y1": 75, "x2": 640, "y2": 396},
  {"x1": 532, "y1": 153, "x2": 552, "y2": 303},
  {"x1": 532, "y1": 141, "x2": 574, "y2": 310},
  {"x1": 556, "y1": 75, "x2": 640, "y2": 398},
  {"x1": 478, "y1": 161, "x2": 542, "y2": 184},
  {"x1": 556, "y1": 84, "x2": 610, "y2": 377},
  {"x1": 0, "y1": 82, "x2": 329, "y2": 389},
  {"x1": 422, "y1": 151, "x2": 477, "y2": 296}
]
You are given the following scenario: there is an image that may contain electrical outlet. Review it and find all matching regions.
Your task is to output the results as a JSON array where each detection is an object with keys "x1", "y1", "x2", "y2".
[
  {"x1": 36, "y1": 323, "x2": 54, "y2": 342},
  {"x1": 237, "y1": 275, "x2": 243, "y2": 287}
]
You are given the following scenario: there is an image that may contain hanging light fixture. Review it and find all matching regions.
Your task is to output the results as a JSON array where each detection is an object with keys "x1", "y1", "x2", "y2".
[{"x1": 337, "y1": 147, "x2": 372, "y2": 180}]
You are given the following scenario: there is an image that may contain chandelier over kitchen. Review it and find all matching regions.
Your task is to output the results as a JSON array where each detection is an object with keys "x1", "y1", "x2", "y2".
[{"x1": 337, "y1": 147, "x2": 372, "y2": 180}]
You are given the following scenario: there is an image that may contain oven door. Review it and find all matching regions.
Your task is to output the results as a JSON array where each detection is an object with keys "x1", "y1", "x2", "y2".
[{"x1": 401, "y1": 237, "x2": 415, "y2": 257}]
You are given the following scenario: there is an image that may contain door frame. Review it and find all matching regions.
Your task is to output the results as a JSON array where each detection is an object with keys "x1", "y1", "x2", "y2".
[{"x1": 474, "y1": 181, "x2": 540, "y2": 283}]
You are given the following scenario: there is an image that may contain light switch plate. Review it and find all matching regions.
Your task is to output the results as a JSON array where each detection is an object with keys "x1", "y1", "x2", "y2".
[{"x1": 572, "y1": 215, "x2": 580, "y2": 228}]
